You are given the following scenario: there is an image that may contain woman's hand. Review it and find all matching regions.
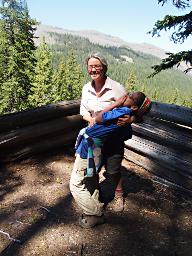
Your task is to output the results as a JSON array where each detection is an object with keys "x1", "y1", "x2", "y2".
[{"x1": 117, "y1": 115, "x2": 135, "y2": 126}]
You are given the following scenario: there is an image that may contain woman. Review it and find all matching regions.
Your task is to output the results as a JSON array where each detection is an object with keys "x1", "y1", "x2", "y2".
[{"x1": 70, "y1": 53, "x2": 133, "y2": 228}]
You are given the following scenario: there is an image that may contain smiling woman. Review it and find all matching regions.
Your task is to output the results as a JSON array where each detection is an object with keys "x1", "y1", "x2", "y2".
[{"x1": 69, "y1": 53, "x2": 137, "y2": 228}]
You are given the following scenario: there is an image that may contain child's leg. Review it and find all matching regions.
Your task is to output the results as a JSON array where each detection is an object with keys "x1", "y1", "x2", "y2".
[{"x1": 70, "y1": 154, "x2": 104, "y2": 216}]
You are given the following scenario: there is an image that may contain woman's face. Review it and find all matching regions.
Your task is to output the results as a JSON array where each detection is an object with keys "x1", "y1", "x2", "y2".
[{"x1": 87, "y1": 57, "x2": 105, "y2": 81}]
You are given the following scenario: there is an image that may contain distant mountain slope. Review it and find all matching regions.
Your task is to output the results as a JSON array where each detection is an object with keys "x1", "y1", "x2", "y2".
[
  {"x1": 35, "y1": 24, "x2": 167, "y2": 59},
  {"x1": 34, "y1": 24, "x2": 192, "y2": 106}
]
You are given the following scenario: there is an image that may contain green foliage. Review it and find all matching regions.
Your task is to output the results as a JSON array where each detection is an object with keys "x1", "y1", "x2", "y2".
[
  {"x1": 158, "y1": 0, "x2": 190, "y2": 10},
  {"x1": 29, "y1": 41, "x2": 53, "y2": 107},
  {"x1": 0, "y1": 0, "x2": 37, "y2": 113},
  {"x1": 52, "y1": 50, "x2": 83, "y2": 101},
  {"x1": 148, "y1": 0, "x2": 192, "y2": 75},
  {"x1": 171, "y1": 87, "x2": 179, "y2": 104},
  {"x1": 63, "y1": 50, "x2": 83, "y2": 100},
  {"x1": 125, "y1": 70, "x2": 138, "y2": 92},
  {"x1": 152, "y1": 86, "x2": 158, "y2": 101},
  {"x1": 52, "y1": 56, "x2": 67, "y2": 102},
  {"x1": 0, "y1": 20, "x2": 9, "y2": 87},
  {"x1": 0, "y1": 6, "x2": 191, "y2": 115},
  {"x1": 47, "y1": 32, "x2": 192, "y2": 107},
  {"x1": 148, "y1": 50, "x2": 192, "y2": 77}
]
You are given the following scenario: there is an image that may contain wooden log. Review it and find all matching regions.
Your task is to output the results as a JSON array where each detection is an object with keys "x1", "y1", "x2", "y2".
[
  {"x1": 0, "y1": 100, "x2": 80, "y2": 133},
  {"x1": 132, "y1": 120, "x2": 192, "y2": 153},
  {"x1": 124, "y1": 103, "x2": 192, "y2": 191},
  {"x1": 124, "y1": 148, "x2": 192, "y2": 191},
  {"x1": 143, "y1": 115, "x2": 192, "y2": 136},
  {"x1": 0, "y1": 115, "x2": 84, "y2": 150},
  {"x1": 149, "y1": 102, "x2": 192, "y2": 127},
  {"x1": 124, "y1": 135, "x2": 192, "y2": 175},
  {"x1": 137, "y1": 115, "x2": 192, "y2": 139},
  {"x1": 1, "y1": 128, "x2": 80, "y2": 162}
]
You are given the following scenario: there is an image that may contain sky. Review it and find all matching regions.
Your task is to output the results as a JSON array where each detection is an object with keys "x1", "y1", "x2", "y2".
[{"x1": 27, "y1": 0, "x2": 191, "y2": 53}]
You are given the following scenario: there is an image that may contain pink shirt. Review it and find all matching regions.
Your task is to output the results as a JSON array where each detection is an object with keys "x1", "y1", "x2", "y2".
[{"x1": 80, "y1": 77, "x2": 127, "y2": 117}]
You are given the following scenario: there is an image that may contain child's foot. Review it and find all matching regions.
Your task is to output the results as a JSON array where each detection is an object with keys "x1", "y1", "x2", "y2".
[{"x1": 78, "y1": 214, "x2": 105, "y2": 228}]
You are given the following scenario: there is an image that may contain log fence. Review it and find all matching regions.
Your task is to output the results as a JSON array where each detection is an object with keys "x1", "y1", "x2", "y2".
[
  {"x1": 0, "y1": 100, "x2": 84, "y2": 161},
  {"x1": 125, "y1": 102, "x2": 192, "y2": 191},
  {"x1": 0, "y1": 100, "x2": 192, "y2": 191}
]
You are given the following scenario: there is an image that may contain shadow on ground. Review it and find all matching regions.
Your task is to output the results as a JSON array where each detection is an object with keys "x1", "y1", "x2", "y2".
[{"x1": 0, "y1": 152, "x2": 192, "y2": 256}]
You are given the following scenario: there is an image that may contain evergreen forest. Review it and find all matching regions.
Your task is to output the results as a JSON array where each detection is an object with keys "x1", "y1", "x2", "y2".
[
  {"x1": 49, "y1": 32, "x2": 192, "y2": 107},
  {"x1": 0, "y1": 0, "x2": 191, "y2": 116}
]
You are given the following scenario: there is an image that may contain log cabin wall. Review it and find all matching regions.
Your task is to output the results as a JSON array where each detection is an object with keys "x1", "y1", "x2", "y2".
[{"x1": 0, "y1": 100, "x2": 192, "y2": 190}]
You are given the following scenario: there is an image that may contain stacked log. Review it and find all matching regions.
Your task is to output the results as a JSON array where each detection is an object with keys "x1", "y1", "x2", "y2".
[
  {"x1": 124, "y1": 102, "x2": 192, "y2": 191},
  {"x1": 0, "y1": 100, "x2": 84, "y2": 162},
  {"x1": 1, "y1": 99, "x2": 192, "y2": 191}
]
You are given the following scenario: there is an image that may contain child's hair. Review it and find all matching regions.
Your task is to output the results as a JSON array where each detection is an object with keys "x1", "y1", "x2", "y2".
[
  {"x1": 130, "y1": 92, "x2": 146, "y2": 108},
  {"x1": 130, "y1": 91, "x2": 152, "y2": 118}
]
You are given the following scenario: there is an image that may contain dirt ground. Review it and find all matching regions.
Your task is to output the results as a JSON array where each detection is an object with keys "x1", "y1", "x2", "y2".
[{"x1": 1, "y1": 149, "x2": 192, "y2": 256}]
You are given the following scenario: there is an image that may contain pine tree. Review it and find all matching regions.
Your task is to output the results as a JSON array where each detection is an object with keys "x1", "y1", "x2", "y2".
[
  {"x1": 171, "y1": 87, "x2": 179, "y2": 104},
  {"x1": 52, "y1": 57, "x2": 67, "y2": 102},
  {"x1": 0, "y1": 20, "x2": 9, "y2": 101},
  {"x1": 125, "y1": 70, "x2": 137, "y2": 92},
  {"x1": 152, "y1": 86, "x2": 158, "y2": 101},
  {"x1": 29, "y1": 41, "x2": 53, "y2": 107},
  {"x1": 141, "y1": 83, "x2": 147, "y2": 94},
  {"x1": 64, "y1": 50, "x2": 83, "y2": 100},
  {"x1": 148, "y1": 0, "x2": 192, "y2": 76},
  {"x1": 0, "y1": 0, "x2": 37, "y2": 113}
]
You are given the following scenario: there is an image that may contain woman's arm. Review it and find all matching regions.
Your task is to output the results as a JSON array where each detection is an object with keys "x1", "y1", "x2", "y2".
[{"x1": 95, "y1": 95, "x2": 127, "y2": 123}]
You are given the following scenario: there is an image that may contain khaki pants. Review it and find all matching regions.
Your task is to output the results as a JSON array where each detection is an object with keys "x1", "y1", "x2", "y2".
[{"x1": 69, "y1": 154, "x2": 104, "y2": 216}]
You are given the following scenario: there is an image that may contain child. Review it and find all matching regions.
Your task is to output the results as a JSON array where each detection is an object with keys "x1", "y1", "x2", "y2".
[
  {"x1": 70, "y1": 92, "x2": 151, "y2": 228},
  {"x1": 75, "y1": 92, "x2": 151, "y2": 177}
]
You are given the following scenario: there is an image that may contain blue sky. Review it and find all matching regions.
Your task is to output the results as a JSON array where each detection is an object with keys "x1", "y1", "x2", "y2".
[{"x1": 27, "y1": 0, "x2": 191, "y2": 53}]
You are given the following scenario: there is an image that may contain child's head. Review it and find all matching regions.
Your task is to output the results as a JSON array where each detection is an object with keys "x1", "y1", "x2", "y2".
[{"x1": 123, "y1": 92, "x2": 151, "y2": 116}]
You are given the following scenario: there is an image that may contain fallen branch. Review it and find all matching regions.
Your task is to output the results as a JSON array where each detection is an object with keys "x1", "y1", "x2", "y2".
[{"x1": 0, "y1": 230, "x2": 21, "y2": 244}]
